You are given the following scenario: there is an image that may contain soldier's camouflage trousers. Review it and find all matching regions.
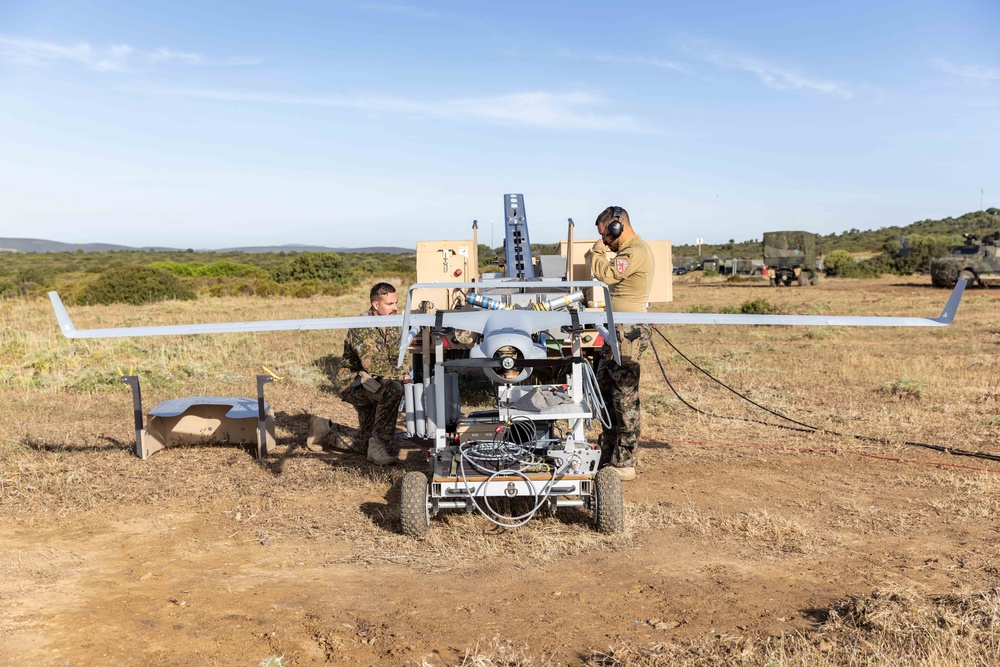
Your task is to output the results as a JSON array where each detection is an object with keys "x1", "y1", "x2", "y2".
[
  {"x1": 341, "y1": 379, "x2": 404, "y2": 444},
  {"x1": 596, "y1": 324, "x2": 652, "y2": 468}
]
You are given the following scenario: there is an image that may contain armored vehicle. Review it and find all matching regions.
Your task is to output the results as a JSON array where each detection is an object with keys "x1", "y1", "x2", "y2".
[
  {"x1": 929, "y1": 232, "x2": 1000, "y2": 288},
  {"x1": 762, "y1": 231, "x2": 820, "y2": 286}
]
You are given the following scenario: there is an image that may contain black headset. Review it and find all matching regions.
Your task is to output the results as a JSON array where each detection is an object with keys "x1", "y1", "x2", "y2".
[{"x1": 607, "y1": 206, "x2": 624, "y2": 240}]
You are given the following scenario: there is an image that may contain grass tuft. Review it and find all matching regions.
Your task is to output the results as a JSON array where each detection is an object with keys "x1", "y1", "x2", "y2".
[{"x1": 878, "y1": 377, "x2": 926, "y2": 399}]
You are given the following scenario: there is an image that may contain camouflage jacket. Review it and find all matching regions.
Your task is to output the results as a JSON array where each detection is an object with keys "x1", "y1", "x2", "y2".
[{"x1": 332, "y1": 309, "x2": 408, "y2": 395}]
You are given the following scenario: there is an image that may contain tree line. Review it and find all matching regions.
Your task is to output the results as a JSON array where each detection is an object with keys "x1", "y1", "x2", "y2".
[
  {"x1": 2, "y1": 209, "x2": 997, "y2": 304},
  {"x1": 674, "y1": 209, "x2": 999, "y2": 277}
]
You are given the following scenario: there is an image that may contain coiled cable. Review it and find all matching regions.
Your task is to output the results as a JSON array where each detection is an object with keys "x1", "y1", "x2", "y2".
[{"x1": 456, "y1": 417, "x2": 560, "y2": 528}]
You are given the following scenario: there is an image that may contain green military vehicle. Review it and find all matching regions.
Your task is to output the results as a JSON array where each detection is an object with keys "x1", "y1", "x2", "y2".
[
  {"x1": 762, "y1": 231, "x2": 820, "y2": 286},
  {"x1": 929, "y1": 232, "x2": 1000, "y2": 288}
]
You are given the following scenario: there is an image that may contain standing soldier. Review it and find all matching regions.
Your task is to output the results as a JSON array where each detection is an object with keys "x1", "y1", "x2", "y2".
[
  {"x1": 311, "y1": 282, "x2": 411, "y2": 465},
  {"x1": 584, "y1": 206, "x2": 654, "y2": 481}
]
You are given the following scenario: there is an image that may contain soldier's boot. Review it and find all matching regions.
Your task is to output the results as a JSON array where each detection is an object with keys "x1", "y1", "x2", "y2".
[
  {"x1": 611, "y1": 466, "x2": 637, "y2": 481},
  {"x1": 367, "y1": 437, "x2": 397, "y2": 466},
  {"x1": 306, "y1": 416, "x2": 332, "y2": 451}
]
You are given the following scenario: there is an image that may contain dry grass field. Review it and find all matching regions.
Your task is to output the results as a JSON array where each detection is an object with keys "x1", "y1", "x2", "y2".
[{"x1": 2, "y1": 275, "x2": 999, "y2": 666}]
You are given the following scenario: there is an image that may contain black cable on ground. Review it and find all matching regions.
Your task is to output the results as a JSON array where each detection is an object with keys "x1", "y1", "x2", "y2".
[{"x1": 650, "y1": 327, "x2": 1000, "y2": 465}]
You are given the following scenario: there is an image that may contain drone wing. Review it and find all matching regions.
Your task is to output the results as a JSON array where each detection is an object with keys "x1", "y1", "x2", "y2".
[
  {"x1": 49, "y1": 291, "x2": 405, "y2": 338},
  {"x1": 50, "y1": 278, "x2": 966, "y2": 341},
  {"x1": 613, "y1": 278, "x2": 967, "y2": 328}
]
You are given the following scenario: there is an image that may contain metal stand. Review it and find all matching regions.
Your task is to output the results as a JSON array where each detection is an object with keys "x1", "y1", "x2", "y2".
[
  {"x1": 119, "y1": 374, "x2": 144, "y2": 459},
  {"x1": 256, "y1": 374, "x2": 274, "y2": 459}
]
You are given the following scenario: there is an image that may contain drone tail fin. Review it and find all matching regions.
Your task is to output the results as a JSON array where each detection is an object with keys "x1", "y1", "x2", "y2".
[
  {"x1": 936, "y1": 279, "x2": 967, "y2": 324},
  {"x1": 49, "y1": 292, "x2": 79, "y2": 339}
]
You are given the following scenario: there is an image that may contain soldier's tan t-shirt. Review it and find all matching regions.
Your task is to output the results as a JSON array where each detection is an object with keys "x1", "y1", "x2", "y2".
[{"x1": 586, "y1": 235, "x2": 654, "y2": 312}]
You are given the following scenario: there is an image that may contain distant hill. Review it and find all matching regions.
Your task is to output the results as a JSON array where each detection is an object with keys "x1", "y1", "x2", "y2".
[
  {"x1": 0, "y1": 239, "x2": 413, "y2": 254},
  {"x1": 0, "y1": 239, "x2": 141, "y2": 253}
]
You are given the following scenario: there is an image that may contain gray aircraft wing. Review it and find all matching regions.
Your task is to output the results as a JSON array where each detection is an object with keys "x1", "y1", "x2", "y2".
[
  {"x1": 49, "y1": 278, "x2": 966, "y2": 342},
  {"x1": 49, "y1": 291, "x2": 406, "y2": 339},
  {"x1": 612, "y1": 277, "x2": 966, "y2": 328}
]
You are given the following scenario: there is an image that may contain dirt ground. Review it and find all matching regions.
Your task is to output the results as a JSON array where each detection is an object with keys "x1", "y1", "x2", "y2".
[{"x1": 2, "y1": 276, "x2": 998, "y2": 665}]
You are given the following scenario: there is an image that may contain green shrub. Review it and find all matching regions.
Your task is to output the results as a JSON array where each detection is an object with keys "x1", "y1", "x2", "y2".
[
  {"x1": 270, "y1": 252, "x2": 356, "y2": 284},
  {"x1": 824, "y1": 250, "x2": 858, "y2": 277},
  {"x1": 198, "y1": 261, "x2": 267, "y2": 278},
  {"x1": 253, "y1": 279, "x2": 284, "y2": 297},
  {"x1": 824, "y1": 250, "x2": 883, "y2": 278},
  {"x1": 151, "y1": 261, "x2": 268, "y2": 279},
  {"x1": 0, "y1": 280, "x2": 17, "y2": 299},
  {"x1": 721, "y1": 298, "x2": 784, "y2": 315},
  {"x1": 206, "y1": 279, "x2": 257, "y2": 297},
  {"x1": 16, "y1": 267, "x2": 49, "y2": 287},
  {"x1": 879, "y1": 377, "x2": 926, "y2": 399},
  {"x1": 880, "y1": 234, "x2": 951, "y2": 274},
  {"x1": 149, "y1": 261, "x2": 199, "y2": 277},
  {"x1": 289, "y1": 279, "x2": 323, "y2": 298},
  {"x1": 77, "y1": 265, "x2": 196, "y2": 306}
]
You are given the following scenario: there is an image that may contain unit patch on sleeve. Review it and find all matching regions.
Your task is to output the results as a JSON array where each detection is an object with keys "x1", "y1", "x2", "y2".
[{"x1": 615, "y1": 257, "x2": 630, "y2": 273}]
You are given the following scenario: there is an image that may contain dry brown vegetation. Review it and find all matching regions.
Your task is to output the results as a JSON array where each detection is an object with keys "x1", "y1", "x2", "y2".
[{"x1": 1, "y1": 275, "x2": 999, "y2": 666}]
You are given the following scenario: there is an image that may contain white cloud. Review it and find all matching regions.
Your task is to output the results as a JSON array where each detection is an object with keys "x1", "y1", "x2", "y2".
[
  {"x1": 556, "y1": 48, "x2": 688, "y2": 74},
  {"x1": 679, "y1": 39, "x2": 854, "y2": 99},
  {"x1": 130, "y1": 86, "x2": 646, "y2": 132},
  {"x1": 148, "y1": 48, "x2": 203, "y2": 65},
  {"x1": 931, "y1": 58, "x2": 1000, "y2": 82},
  {"x1": 0, "y1": 35, "x2": 260, "y2": 72},
  {"x1": 0, "y1": 36, "x2": 132, "y2": 71}
]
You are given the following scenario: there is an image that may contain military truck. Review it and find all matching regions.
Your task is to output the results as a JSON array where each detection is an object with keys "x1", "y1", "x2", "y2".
[
  {"x1": 722, "y1": 257, "x2": 762, "y2": 275},
  {"x1": 929, "y1": 232, "x2": 1000, "y2": 288},
  {"x1": 762, "y1": 231, "x2": 820, "y2": 286}
]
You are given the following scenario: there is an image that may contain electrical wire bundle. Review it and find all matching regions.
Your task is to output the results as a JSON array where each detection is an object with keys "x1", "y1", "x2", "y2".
[
  {"x1": 580, "y1": 356, "x2": 612, "y2": 429},
  {"x1": 456, "y1": 416, "x2": 560, "y2": 528}
]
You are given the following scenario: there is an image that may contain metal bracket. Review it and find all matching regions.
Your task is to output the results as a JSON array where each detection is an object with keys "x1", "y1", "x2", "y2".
[
  {"x1": 119, "y1": 375, "x2": 143, "y2": 459},
  {"x1": 256, "y1": 374, "x2": 275, "y2": 459}
]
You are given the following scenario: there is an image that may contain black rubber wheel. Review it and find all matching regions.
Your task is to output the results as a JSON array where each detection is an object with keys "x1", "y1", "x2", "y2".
[
  {"x1": 593, "y1": 468, "x2": 625, "y2": 534},
  {"x1": 400, "y1": 471, "x2": 430, "y2": 537}
]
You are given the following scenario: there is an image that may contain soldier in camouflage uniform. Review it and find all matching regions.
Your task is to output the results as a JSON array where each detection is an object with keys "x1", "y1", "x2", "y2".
[
  {"x1": 585, "y1": 206, "x2": 654, "y2": 481},
  {"x1": 331, "y1": 282, "x2": 411, "y2": 465}
]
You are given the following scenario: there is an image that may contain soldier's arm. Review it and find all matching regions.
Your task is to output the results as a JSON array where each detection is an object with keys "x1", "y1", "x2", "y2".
[
  {"x1": 589, "y1": 249, "x2": 626, "y2": 285},
  {"x1": 591, "y1": 249, "x2": 639, "y2": 285},
  {"x1": 341, "y1": 329, "x2": 364, "y2": 372},
  {"x1": 380, "y1": 328, "x2": 410, "y2": 381}
]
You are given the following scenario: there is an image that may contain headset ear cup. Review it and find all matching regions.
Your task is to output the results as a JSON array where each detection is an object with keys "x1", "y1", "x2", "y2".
[{"x1": 609, "y1": 220, "x2": 623, "y2": 240}]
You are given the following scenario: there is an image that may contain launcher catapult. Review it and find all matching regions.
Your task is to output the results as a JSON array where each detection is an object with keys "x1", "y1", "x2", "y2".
[{"x1": 49, "y1": 194, "x2": 967, "y2": 536}]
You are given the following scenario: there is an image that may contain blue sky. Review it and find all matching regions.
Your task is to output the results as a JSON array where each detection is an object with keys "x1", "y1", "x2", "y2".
[{"x1": 1, "y1": 0, "x2": 997, "y2": 249}]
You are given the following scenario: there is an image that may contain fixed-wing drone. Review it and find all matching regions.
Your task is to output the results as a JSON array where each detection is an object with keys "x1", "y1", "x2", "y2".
[{"x1": 49, "y1": 194, "x2": 967, "y2": 537}]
